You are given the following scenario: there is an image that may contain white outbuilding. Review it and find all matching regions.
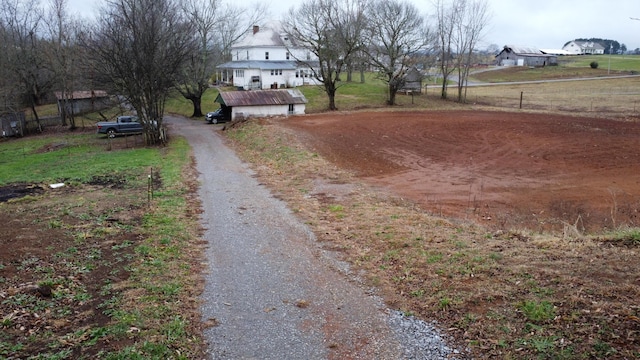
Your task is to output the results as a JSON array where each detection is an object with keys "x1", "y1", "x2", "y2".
[{"x1": 214, "y1": 89, "x2": 307, "y2": 120}]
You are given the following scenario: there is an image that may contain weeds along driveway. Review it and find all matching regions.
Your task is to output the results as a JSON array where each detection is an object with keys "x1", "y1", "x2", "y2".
[{"x1": 165, "y1": 115, "x2": 462, "y2": 360}]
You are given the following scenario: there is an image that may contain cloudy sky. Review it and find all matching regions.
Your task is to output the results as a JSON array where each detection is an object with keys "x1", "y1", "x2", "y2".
[{"x1": 67, "y1": 0, "x2": 640, "y2": 51}]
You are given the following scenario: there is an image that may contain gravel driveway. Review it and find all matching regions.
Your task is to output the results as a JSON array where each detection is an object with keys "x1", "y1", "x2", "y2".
[{"x1": 166, "y1": 115, "x2": 462, "y2": 360}]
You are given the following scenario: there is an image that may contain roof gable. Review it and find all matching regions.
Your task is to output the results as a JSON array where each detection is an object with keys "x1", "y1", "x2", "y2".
[
  {"x1": 234, "y1": 24, "x2": 301, "y2": 48},
  {"x1": 574, "y1": 41, "x2": 605, "y2": 50}
]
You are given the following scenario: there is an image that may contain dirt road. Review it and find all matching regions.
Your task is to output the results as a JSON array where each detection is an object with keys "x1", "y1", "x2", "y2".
[{"x1": 166, "y1": 115, "x2": 461, "y2": 360}]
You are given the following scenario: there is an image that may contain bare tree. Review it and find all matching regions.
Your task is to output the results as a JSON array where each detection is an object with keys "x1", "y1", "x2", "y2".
[
  {"x1": 433, "y1": 0, "x2": 490, "y2": 102},
  {"x1": 177, "y1": 0, "x2": 267, "y2": 118},
  {"x1": 0, "y1": 12, "x2": 17, "y2": 111},
  {"x1": 43, "y1": 0, "x2": 83, "y2": 128},
  {"x1": 0, "y1": 0, "x2": 53, "y2": 128},
  {"x1": 283, "y1": 0, "x2": 368, "y2": 111},
  {"x1": 178, "y1": 0, "x2": 221, "y2": 118},
  {"x1": 216, "y1": 2, "x2": 268, "y2": 63},
  {"x1": 433, "y1": 0, "x2": 457, "y2": 100},
  {"x1": 363, "y1": 0, "x2": 431, "y2": 105},
  {"x1": 86, "y1": 0, "x2": 196, "y2": 145},
  {"x1": 452, "y1": 0, "x2": 490, "y2": 103}
]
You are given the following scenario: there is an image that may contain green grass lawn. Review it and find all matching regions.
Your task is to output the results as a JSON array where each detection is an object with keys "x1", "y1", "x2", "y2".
[
  {"x1": 559, "y1": 54, "x2": 640, "y2": 72},
  {"x1": 0, "y1": 134, "x2": 160, "y2": 186},
  {"x1": 0, "y1": 132, "x2": 205, "y2": 359},
  {"x1": 471, "y1": 56, "x2": 640, "y2": 83}
]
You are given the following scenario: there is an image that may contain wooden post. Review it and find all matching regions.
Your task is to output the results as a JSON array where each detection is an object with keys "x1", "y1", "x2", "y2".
[{"x1": 519, "y1": 91, "x2": 524, "y2": 109}]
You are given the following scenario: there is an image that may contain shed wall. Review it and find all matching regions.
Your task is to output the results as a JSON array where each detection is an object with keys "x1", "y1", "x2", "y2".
[{"x1": 231, "y1": 104, "x2": 305, "y2": 119}]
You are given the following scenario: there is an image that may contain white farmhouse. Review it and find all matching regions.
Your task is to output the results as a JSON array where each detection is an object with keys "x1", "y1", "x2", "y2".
[
  {"x1": 217, "y1": 25, "x2": 319, "y2": 90},
  {"x1": 562, "y1": 41, "x2": 606, "y2": 55}
]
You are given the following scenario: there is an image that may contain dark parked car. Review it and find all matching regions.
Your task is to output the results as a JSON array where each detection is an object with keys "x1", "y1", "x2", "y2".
[{"x1": 205, "y1": 109, "x2": 228, "y2": 124}]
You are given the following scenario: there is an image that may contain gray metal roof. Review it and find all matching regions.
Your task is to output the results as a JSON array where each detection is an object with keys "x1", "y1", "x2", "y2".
[
  {"x1": 216, "y1": 89, "x2": 307, "y2": 107},
  {"x1": 574, "y1": 41, "x2": 605, "y2": 50},
  {"x1": 218, "y1": 60, "x2": 298, "y2": 70},
  {"x1": 502, "y1": 45, "x2": 543, "y2": 55}
]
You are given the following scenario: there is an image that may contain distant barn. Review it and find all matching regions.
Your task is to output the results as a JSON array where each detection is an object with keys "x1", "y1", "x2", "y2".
[{"x1": 495, "y1": 45, "x2": 558, "y2": 67}]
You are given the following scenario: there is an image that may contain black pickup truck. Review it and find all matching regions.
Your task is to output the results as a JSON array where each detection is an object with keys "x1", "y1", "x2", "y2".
[{"x1": 96, "y1": 116, "x2": 144, "y2": 138}]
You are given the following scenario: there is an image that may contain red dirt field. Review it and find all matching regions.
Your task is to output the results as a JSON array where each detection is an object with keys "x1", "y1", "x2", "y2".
[{"x1": 280, "y1": 110, "x2": 640, "y2": 234}]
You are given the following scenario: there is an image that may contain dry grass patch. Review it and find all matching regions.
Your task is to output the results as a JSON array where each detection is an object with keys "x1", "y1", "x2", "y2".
[{"x1": 465, "y1": 77, "x2": 640, "y2": 119}]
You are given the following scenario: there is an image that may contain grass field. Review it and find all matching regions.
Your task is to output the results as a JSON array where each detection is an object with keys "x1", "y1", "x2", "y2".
[
  {"x1": 559, "y1": 54, "x2": 640, "y2": 71},
  {"x1": 0, "y1": 134, "x2": 206, "y2": 358}
]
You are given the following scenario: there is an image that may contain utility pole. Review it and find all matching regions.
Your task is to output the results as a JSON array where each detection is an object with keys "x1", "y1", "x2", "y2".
[
  {"x1": 632, "y1": 18, "x2": 639, "y2": 56},
  {"x1": 608, "y1": 43, "x2": 612, "y2": 75}
]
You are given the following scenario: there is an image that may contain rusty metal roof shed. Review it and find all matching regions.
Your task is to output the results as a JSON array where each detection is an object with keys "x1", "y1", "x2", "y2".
[{"x1": 216, "y1": 89, "x2": 307, "y2": 107}]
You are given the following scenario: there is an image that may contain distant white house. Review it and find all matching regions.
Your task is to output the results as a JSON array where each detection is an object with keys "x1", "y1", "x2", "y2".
[
  {"x1": 215, "y1": 89, "x2": 307, "y2": 120},
  {"x1": 217, "y1": 25, "x2": 320, "y2": 90},
  {"x1": 562, "y1": 41, "x2": 606, "y2": 55}
]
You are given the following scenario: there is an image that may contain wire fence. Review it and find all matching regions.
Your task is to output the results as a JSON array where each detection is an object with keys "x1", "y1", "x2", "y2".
[{"x1": 464, "y1": 79, "x2": 640, "y2": 117}]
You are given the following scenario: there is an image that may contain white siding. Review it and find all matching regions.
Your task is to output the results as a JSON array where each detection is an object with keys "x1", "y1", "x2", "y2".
[
  {"x1": 235, "y1": 46, "x2": 290, "y2": 61},
  {"x1": 223, "y1": 24, "x2": 321, "y2": 90},
  {"x1": 562, "y1": 42, "x2": 582, "y2": 55},
  {"x1": 231, "y1": 104, "x2": 306, "y2": 119}
]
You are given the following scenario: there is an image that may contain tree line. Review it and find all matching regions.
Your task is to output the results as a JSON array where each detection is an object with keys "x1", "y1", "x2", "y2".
[
  {"x1": 0, "y1": 0, "x2": 265, "y2": 144},
  {"x1": 0, "y1": 0, "x2": 490, "y2": 145}
]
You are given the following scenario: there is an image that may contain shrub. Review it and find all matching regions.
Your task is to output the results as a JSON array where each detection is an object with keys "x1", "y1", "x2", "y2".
[
  {"x1": 590, "y1": 61, "x2": 599, "y2": 69},
  {"x1": 519, "y1": 300, "x2": 555, "y2": 322}
]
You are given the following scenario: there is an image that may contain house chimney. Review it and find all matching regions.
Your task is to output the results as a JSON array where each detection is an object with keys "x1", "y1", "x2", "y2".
[{"x1": 253, "y1": 25, "x2": 259, "y2": 34}]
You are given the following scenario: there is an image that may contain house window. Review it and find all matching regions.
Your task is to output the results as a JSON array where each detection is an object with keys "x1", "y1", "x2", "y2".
[
  {"x1": 288, "y1": 104, "x2": 294, "y2": 113},
  {"x1": 265, "y1": 52, "x2": 269, "y2": 60},
  {"x1": 306, "y1": 52, "x2": 311, "y2": 60},
  {"x1": 286, "y1": 52, "x2": 290, "y2": 60},
  {"x1": 247, "y1": 50, "x2": 249, "y2": 60},
  {"x1": 270, "y1": 69, "x2": 274, "y2": 75},
  {"x1": 235, "y1": 70, "x2": 244, "y2": 78},
  {"x1": 236, "y1": 51, "x2": 239, "y2": 60}
]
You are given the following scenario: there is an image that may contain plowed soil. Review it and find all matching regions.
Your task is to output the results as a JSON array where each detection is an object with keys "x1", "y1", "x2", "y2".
[{"x1": 281, "y1": 110, "x2": 640, "y2": 233}]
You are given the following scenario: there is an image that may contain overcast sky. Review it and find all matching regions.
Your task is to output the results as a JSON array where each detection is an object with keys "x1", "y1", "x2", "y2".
[{"x1": 67, "y1": 0, "x2": 640, "y2": 51}]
